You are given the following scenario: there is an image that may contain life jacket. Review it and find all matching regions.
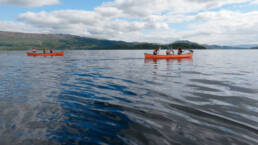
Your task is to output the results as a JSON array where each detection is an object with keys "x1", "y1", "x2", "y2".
[
  {"x1": 178, "y1": 49, "x2": 182, "y2": 54},
  {"x1": 166, "y1": 50, "x2": 169, "y2": 55}
]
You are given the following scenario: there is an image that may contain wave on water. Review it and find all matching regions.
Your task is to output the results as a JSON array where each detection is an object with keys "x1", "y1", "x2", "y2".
[{"x1": 0, "y1": 50, "x2": 257, "y2": 145}]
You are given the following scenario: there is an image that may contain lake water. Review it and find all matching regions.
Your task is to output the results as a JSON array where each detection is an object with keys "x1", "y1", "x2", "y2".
[{"x1": 0, "y1": 50, "x2": 257, "y2": 145}]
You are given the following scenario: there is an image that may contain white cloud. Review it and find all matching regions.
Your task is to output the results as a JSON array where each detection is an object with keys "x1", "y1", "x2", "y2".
[
  {"x1": 17, "y1": 9, "x2": 169, "y2": 39},
  {"x1": 0, "y1": 20, "x2": 36, "y2": 32},
  {"x1": 94, "y1": 6, "x2": 123, "y2": 18},
  {"x1": 99, "y1": 0, "x2": 249, "y2": 17},
  {"x1": 1, "y1": 0, "x2": 258, "y2": 45},
  {"x1": 181, "y1": 10, "x2": 258, "y2": 45},
  {"x1": 0, "y1": 0, "x2": 60, "y2": 7},
  {"x1": 116, "y1": 30, "x2": 180, "y2": 43},
  {"x1": 251, "y1": 0, "x2": 258, "y2": 4}
]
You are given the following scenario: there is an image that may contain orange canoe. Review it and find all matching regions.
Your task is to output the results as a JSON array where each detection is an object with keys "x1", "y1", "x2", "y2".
[
  {"x1": 144, "y1": 52, "x2": 193, "y2": 59},
  {"x1": 27, "y1": 52, "x2": 64, "y2": 56}
]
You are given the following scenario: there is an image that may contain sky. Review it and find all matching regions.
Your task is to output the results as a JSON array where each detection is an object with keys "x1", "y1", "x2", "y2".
[{"x1": 0, "y1": 0, "x2": 258, "y2": 45}]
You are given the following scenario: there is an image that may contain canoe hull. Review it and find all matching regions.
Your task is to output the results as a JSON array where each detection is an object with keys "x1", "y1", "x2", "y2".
[
  {"x1": 27, "y1": 52, "x2": 64, "y2": 56},
  {"x1": 144, "y1": 52, "x2": 193, "y2": 59}
]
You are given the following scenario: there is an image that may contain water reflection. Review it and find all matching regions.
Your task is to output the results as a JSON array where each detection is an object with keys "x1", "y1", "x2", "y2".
[
  {"x1": 42, "y1": 61, "x2": 134, "y2": 144},
  {"x1": 0, "y1": 50, "x2": 258, "y2": 145},
  {"x1": 48, "y1": 92, "x2": 132, "y2": 144},
  {"x1": 144, "y1": 58, "x2": 193, "y2": 64},
  {"x1": 144, "y1": 58, "x2": 193, "y2": 75}
]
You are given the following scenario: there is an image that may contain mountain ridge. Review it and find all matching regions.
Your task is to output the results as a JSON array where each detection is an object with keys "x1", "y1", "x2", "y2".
[{"x1": 0, "y1": 31, "x2": 255, "y2": 50}]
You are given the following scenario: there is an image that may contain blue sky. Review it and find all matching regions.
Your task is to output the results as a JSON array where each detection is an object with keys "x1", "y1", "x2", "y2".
[
  {"x1": 0, "y1": 0, "x2": 112, "y2": 20},
  {"x1": 0, "y1": 0, "x2": 258, "y2": 45}
]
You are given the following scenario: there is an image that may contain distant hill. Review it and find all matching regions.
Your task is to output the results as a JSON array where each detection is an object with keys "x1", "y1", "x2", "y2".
[
  {"x1": 168, "y1": 40, "x2": 247, "y2": 49},
  {"x1": 0, "y1": 31, "x2": 130, "y2": 50},
  {"x1": 106, "y1": 42, "x2": 207, "y2": 50},
  {"x1": 0, "y1": 31, "x2": 208, "y2": 50},
  {"x1": 169, "y1": 41, "x2": 206, "y2": 49},
  {"x1": 204, "y1": 44, "x2": 244, "y2": 49},
  {"x1": 251, "y1": 47, "x2": 258, "y2": 49},
  {"x1": 234, "y1": 44, "x2": 258, "y2": 48},
  {"x1": 0, "y1": 31, "x2": 253, "y2": 50}
]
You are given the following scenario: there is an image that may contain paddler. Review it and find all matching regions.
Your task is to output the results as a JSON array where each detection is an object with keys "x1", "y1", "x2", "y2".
[
  {"x1": 153, "y1": 48, "x2": 160, "y2": 55},
  {"x1": 166, "y1": 49, "x2": 174, "y2": 55},
  {"x1": 178, "y1": 48, "x2": 183, "y2": 55},
  {"x1": 43, "y1": 48, "x2": 47, "y2": 54},
  {"x1": 32, "y1": 48, "x2": 37, "y2": 53}
]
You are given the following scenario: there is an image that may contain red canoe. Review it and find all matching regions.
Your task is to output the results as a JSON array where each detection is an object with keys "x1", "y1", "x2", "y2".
[
  {"x1": 144, "y1": 52, "x2": 193, "y2": 59},
  {"x1": 27, "y1": 52, "x2": 64, "y2": 56}
]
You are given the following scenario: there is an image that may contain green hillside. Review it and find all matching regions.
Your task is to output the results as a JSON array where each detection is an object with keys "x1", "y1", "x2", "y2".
[
  {"x1": 105, "y1": 42, "x2": 207, "y2": 50},
  {"x1": 0, "y1": 31, "x2": 207, "y2": 50},
  {"x1": 0, "y1": 31, "x2": 129, "y2": 50},
  {"x1": 169, "y1": 42, "x2": 207, "y2": 49}
]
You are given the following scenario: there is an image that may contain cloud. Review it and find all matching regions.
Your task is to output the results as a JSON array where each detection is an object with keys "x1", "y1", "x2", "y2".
[
  {"x1": 0, "y1": 19, "x2": 40, "y2": 33},
  {"x1": 99, "y1": 0, "x2": 250, "y2": 17},
  {"x1": 251, "y1": 0, "x2": 258, "y2": 4},
  {"x1": 1, "y1": 0, "x2": 258, "y2": 45},
  {"x1": 94, "y1": 6, "x2": 123, "y2": 18},
  {"x1": 0, "y1": 0, "x2": 60, "y2": 7},
  {"x1": 17, "y1": 9, "x2": 169, "y2": 39},
  {"x1": 181, "y1": 10, "x2": 258, "y2": 45},
  {"x1": 114, "y1": 8, "x2": 258, "y2": 45}
]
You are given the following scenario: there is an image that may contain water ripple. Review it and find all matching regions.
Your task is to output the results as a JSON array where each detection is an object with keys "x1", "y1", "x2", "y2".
[{"x1": 0, "y1": 50, "x2": 258, "y2": 145}]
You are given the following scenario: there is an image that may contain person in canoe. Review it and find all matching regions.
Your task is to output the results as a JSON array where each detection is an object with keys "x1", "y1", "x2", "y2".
[
  {"x1": 153, "y1": 48, "x2": 160, "y2": 55},
  {"x1": 49, "y1": 49, "x2": 54, "y2": 53},
  {"x1": 166, "y1": 49, "x2": 174, "y2": 55},
  {"x1": 177, "y1": 48, "x2": 183, "y2": 55},
  {"x1": 43, "y1": 48, "x2": 47, "y2": 54},
  {"x1": 32, "y1": 48, "x2": 37, "y2": 53}
]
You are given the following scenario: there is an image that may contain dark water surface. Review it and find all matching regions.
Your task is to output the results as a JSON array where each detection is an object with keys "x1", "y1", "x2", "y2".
[{"x1": 0, "y1": 50, "x2": 257, "y2": 145}]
